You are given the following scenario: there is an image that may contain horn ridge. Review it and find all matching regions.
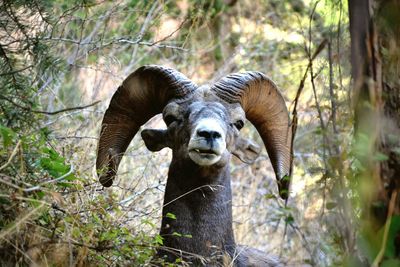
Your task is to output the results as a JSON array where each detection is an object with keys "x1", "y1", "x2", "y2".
[
  {"x1": 96, "y1": 65, "x2": 197, "y2": 187},
  {"x1": 211, "y1": 71, "x2": 292, "y2": 199}
]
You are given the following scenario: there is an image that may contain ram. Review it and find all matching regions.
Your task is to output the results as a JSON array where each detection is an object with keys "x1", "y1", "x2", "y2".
[{"x1": 96, "y1": 65, "x2": 292, "y2": 266}]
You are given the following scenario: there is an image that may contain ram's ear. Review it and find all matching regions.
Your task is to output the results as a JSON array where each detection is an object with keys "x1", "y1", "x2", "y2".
[
  {"x1": 141, "y1": 129, "x2": 171, "y2": 151},
  {"x1": 232, "y1": 137, "x2": 261, "y2": 164}
]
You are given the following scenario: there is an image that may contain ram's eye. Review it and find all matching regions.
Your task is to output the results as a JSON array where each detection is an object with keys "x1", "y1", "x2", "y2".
[
  {"x1": 164, "y1": 114, "x2": 178, "y2": 126},
  {"x1": 233, "y1": 120, "x2": 244, "y2": 130}
]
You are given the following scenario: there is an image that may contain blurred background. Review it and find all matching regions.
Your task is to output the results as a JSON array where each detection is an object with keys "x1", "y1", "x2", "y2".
[{"x1": 1, "y1": 0, "x2": 398, "y2": 266}]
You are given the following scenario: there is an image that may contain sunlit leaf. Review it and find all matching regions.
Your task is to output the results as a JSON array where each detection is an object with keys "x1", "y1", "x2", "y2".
[
  {"x1": 172, "y1": 232, "x2": 182, "y2": 237},
  {"x1": 166, "y1": 212, "x2": 177, "y2": 220},
  {"x1": 155, "y1": 234, "x2": 164, "y2": 245}
]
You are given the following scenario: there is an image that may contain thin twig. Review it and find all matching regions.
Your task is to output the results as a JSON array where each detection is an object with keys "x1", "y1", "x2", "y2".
[
  {"x1": 163, "y1": 185, "x2": 224, "y2": 208},
  {"x1": 55, "y1": 135, "x2": 98, "y2": 140},
  {"x1": 34, "y1": 100, "x2": 101, "y2": 115},
  {"x1": 44, "y1": 36, "x2": 188, "y2": 51},
  {"x1": 0, "y1": 96, "x2": 101, "y2": 115},
  {"x1": 0, "y1": 176, "x2": 23, "y2": 190},
  {"x1": 0, "y1": 194, "x2": 51, "y2": 206},
  {"x1": 328, "y1": 42, "x2": 338, "y2": 137},
  {"x1": 289, "y1": 222, "x2": 316, "y2": 266},
  {"x1": 152, "y1": 18, "x2": 189, "y2": 46},
  {"x1": 24, "y1": 165, "x2": 74, "y2": 192},
  {"x1": 0, "y1": 164, "x2": 74, "y2": 193},
  {"x1": 127, "y1": 1, "x2": 161, "y2": 69},
  {"x1": 290, "y1": 38, "x2": 327, "y2": 113},
  {"x1": 0, "y1": 65, "x2": 33, "y2": 76},
  {"x1": 290, "y1": 38, "x2": 327, "y2": 164},
  {"x1": 0, "y1": 140, "x2": 21, "y2": 171},
  {"x1": 0, "y1": 44, "x2": 16, "y2": 84}
]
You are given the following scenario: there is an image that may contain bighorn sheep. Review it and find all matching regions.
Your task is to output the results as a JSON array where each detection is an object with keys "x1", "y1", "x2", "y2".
[{"x1": 96, "y1": 65, "x2": 292, "y2": 266}]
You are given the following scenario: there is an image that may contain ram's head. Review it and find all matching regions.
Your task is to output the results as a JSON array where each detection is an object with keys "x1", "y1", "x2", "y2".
[{"x1": 96, "y1": 65, "x2": 292, "y2": 198}]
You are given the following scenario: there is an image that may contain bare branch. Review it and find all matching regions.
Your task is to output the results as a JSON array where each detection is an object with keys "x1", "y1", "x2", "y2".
[
  {"x1": 0, "y1": 65, "x2": 33, "y2": 76},
  {"x1": 24, "y1": 165, "x2": 75, "y2": 192},
  {"x1": 33, "y1": 100, "x2": 101, "y2": 115},
  {"x1": 0, "y1": 95, "x2": 101, "y2": 115}
]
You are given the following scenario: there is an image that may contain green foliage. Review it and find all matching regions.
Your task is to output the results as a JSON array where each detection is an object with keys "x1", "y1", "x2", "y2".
[
  {"x1": 39, "y1": 148, "x2": 73, "y2": 178},
  {"x1": 0, "y1": 125, "x2": 16, "y2": 148}
]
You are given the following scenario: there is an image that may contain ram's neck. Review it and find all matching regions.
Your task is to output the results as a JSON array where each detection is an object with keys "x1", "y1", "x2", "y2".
[{"x1": 159, "y1": 157, "x2": 236, "y2": 263}]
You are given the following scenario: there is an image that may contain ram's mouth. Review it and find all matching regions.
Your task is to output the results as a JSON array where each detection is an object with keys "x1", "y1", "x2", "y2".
[
  {"x1": 190, "y1": 148, "x2": 219, "y2": 155},
  {"x1": 188, "y1": 147, "x2": 222, "y2": 166}
]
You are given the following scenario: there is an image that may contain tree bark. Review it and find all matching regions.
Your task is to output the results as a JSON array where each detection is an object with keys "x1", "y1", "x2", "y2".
[{"x1": 349, "y1": 0, "x2": 400, "y2": 263}]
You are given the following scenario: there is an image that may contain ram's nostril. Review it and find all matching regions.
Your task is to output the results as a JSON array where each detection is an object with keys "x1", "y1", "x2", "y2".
[
  {"x1": 197, "y1": 130, "x2": 211, "y2": 139},
  {"x1": 212, "y1": 132, "x2": 221, "y2": 139},
  {"x1": 197, "y1": 130, "x2": 221, "y2": 139}
]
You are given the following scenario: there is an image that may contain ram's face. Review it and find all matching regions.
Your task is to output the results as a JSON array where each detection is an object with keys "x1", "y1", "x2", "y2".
[
  {"x1": 141, "y1": 94, "x2": 261, "y2": 167},
  {"x1": 97, "y1": 65, "x2": 291, "y2": 198}
]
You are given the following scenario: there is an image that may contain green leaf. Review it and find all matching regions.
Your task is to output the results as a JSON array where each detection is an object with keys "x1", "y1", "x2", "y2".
[
  {"x1": 166, "y1": 212, "x2": 176, "y2": 220},
  {"x1": 141, "y1": 219, "x2": 156, "y2": 228},
  {"x1": 35, "y1": 191, "x2": 45, "y2": 200},
  {"x1": 0, "y1": 125, "x2": 15, "y2": 147},
  {"x1": 172, "y1": 232, "x2": 182, "y2": 237},
  {"x1": 285, "y1": 214, "x2": 294, "y2": 224},
  {"x1": 279, "y1": 189, "x2": 289, "y2": 197},
  {"x1": 154, "y1": 234, "x2": 164, "y2": 245},
  {"x1": 264, "y1": 193, "x2": 276, "y2": 199},
  {"x1": 39, "y1": 147, "x2": 72, "y2": 178}
]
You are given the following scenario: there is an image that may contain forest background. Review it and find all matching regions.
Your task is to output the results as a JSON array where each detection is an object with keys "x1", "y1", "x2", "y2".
[{"x1": 1, "y1": 0, "x2": 399, "y2": 266}]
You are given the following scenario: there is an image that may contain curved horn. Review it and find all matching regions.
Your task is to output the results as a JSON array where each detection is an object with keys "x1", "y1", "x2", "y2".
[
  {"x1": 96, "y1": 65, "x2": 197, "y2": 187},
  {"x1": 211, "y1": 72, "x2": 292, "y2": 199}
]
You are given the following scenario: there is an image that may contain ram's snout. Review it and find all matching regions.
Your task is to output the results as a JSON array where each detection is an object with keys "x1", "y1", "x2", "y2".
[{"x1": 188, "y1": 118, "x2": 227, "y2": 166}]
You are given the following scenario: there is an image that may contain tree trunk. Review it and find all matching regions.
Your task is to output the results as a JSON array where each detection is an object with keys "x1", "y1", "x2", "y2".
[{"x1": 349, "y1": 0, "x2": 400, "y2": 264}]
